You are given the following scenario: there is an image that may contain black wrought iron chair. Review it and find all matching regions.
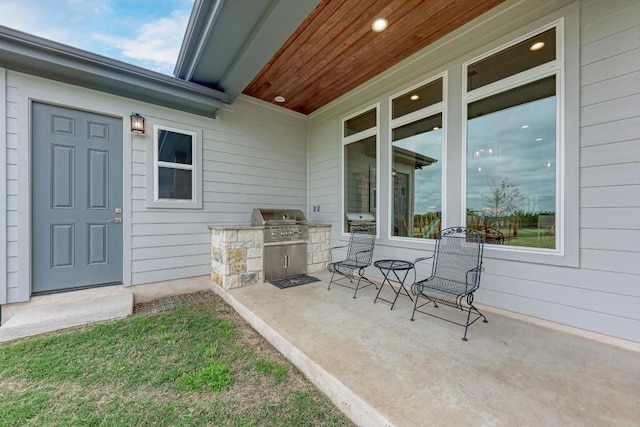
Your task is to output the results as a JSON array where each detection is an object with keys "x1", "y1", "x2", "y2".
[
  {"x1": 410, "y1": 227, "x2": 488, "y2": 341},
  {"x1": 327, "y1": 224, "x2": 377, "y2": 298}
]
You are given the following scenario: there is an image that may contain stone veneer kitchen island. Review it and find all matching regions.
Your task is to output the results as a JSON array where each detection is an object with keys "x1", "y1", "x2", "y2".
[{"x1": 209, "y1": 224, "x2": 331, "y2": 290}]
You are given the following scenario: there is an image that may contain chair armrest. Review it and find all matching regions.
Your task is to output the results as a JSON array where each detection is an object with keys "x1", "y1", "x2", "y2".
[
  {"x1": 354, "y1": 249, "x2": 373, "y2": 265},
  {"x1": 330, "y1": 244, "x2": 348, "y2": 250},
  {"x1": 414, "y1": 254, "x2": 435, "y2": 264},
  {"x1": 465, "y1": 265, "x2": 485, "y2": 289},
  {"x1": 329, "y1": 244, "x2": 349, "y2": 263}
]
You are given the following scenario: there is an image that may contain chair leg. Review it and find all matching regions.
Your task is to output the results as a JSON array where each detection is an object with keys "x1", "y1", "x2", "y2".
[
  {"x1": 462, "y1": 305, "x2": 488, "y2": 341},
  {"x1": 462, "y1": 307, "x2": 472, "y2": 341},
  {"x1": 327, "y1": 270, "x2": 337, "y2": 290},
  {"x1": 471, "y1": 304, "x2": 488, "y2": 323},
  {"x1": 353, "y1": 277, "x2": 361, "y2": 298},
  {"x1": 411, "y1": 293, "x2": 420, "y2": 321}
]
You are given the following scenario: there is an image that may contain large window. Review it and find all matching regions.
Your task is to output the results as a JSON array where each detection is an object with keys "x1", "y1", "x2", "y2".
[
  {"x1": 465, "y1": 25, "x2": 561, "y2": 250},
  {"x1": 342, "y1": 106, "x2": 378, "y2": 233},
  {"x1": 150, "y1": 124, "x2": 202, "y2": 209},
  {"x1": 390, "y1": 76, "x2": 444, "y2": 239}
]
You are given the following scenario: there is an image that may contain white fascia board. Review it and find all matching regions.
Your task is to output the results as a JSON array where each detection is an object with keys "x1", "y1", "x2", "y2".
[{"x1": 0, "y1": 26, "x2": 228, "y2": 118}]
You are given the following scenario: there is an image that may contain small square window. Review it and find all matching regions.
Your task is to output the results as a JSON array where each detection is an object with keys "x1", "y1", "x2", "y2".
[{"x1": 148, "y1": 124, "x2": 202, "y2": 209}]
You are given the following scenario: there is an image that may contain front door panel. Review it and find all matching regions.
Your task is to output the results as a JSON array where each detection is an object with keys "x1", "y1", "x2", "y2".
[{"x1": 32, "y1": 103, "x2": 123, "y2": 293}]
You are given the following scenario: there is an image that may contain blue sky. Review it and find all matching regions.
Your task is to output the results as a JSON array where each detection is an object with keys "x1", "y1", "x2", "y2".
[{"x1": 0, "y1": 0, "x2": 194, "y2": 75}]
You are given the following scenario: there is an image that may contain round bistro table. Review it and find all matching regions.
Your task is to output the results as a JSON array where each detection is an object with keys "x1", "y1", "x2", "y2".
[{"x1": 373, "y1": 259, "x2": 414, "y2": 310}]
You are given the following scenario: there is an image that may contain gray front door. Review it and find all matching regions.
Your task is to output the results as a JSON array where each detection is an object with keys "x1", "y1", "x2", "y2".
[{"x1": 32, "y1": 103, "x2": 123, "y2": 294}]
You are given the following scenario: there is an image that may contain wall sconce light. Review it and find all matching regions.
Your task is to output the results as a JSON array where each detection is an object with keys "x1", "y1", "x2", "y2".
[{"x1": 130, "y1": 113, "x2": 145, "y2": 135}]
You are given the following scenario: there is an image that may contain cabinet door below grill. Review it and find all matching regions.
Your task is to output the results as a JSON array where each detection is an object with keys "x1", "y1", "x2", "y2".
[
  {"x1": 264, "y1": 243, "x2": 307, "y2": 281},
  {"x1": 264, "y1": 245, "x2": 287, "y2": 281}
]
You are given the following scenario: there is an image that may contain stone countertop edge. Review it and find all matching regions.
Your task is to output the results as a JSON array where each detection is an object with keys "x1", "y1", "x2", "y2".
[{"x1": 208, "y1": 223, "x2": 332, "y2": 230}]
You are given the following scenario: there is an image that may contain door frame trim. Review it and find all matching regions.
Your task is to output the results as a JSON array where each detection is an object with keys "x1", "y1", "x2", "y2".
[{"x1": 15, "y1": 77, "x2": 132, "y2": 301}]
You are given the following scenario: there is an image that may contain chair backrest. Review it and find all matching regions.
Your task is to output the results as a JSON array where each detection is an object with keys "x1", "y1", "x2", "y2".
[
  {"x1": 345, "y1": 225, "x2": 376, "y2": 267},
  {"x1": 432, "y1": 227, "x2": 484, "y2": 290}
]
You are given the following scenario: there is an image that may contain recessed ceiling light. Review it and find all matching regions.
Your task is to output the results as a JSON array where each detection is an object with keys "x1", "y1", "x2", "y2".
[
  {"x1": 530, "y1": 41, "x2": 545, "y2": 51},
  {"x1": 274, "y1": 95, "x2": 285, "y2": 103},
  {"x1": 433, "y1": 126, "x2": 440, "y2": 130},
  {"x1": 536, "y1": 138, "x2": 543, "y2": 141},
  {"x1": 547, "y1": 162, "x2": 551, "y2": 168},
  {"x1": 521, "y1": 124, "x2": 529, "y2": 129},
  {"x1": 371, "y1": 18, "x2": 388, "y2": 32},
  {"x1": 410, "y1": 94, "x2": 419, "y2": 101}
]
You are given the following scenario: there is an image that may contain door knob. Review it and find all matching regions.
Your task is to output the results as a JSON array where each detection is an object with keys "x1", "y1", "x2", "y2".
[{"x1": 108, "y1": 217, "x2": 122, "y2": 223}]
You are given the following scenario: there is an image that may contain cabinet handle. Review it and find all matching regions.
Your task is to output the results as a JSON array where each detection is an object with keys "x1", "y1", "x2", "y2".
[{"x1": 283, "y1": 255, "x2": 287, "y2": 268}]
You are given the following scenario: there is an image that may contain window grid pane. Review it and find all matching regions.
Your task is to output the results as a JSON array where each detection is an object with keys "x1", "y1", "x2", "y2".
[
  {"x1": 467, "y1": 28, "x2": 556, "y2": 91},
  {"x1": 344, "y1": 136, "x2": 377, "y2": 233},
  {"x1": 467, "y1": 76, "x2": 556, "y2": 249},
  {"x1": 157, "y1": 129, "x2": 193, "y2": 164},
  {"x1": 392, "y1": 78, "x2": 443, "y2": 119},
  {"x1": 344, "y1": 109, "x2": 376, "y2": 137},
  {"x1": 158, "y1": 167, "x2": 193, "y2": 200},
  {"x1": 392, "y1": 114, "x2": 443, "y2": 239}
]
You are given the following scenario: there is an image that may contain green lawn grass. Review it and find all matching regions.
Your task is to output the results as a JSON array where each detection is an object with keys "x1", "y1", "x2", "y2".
[{"x1": 0, "y1": 295, "x2": 353, "y2": 427}]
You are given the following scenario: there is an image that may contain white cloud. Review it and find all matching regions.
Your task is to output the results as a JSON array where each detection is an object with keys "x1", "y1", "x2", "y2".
[
  {"x1": 0, "y1": 1, "x2": 73, "y2": 44},
  {"x1": 0, "y1": 1, "x2": 193, "y2": 75},
  {"x1": 93, "y1": 10, "x2": 189, "y2": 74}
]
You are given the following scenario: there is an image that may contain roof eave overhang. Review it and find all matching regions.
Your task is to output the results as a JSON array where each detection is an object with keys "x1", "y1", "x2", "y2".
[
  {"x1": 0, "y1": 25, "x2": 228, "y2": 118},
  {"x1": 174, "y1": 0, "x2": 321, "y2": 102}
]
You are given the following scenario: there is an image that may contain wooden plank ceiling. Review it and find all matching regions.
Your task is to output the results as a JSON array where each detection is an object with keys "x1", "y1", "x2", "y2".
[{"x1": 243, "y1": 0, "x2": 506, "y2": 115}]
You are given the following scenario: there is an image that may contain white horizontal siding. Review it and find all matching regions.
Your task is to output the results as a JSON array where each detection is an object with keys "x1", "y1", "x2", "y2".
[
  {"x1": 580, "y1": 49, "x2": 640, "y2": 87},
  {"x1": 3, "y1": 79, "x2": 18, "y2": 302},
  {"x1": 580, "y1": 139, "x2": 640, "y2": 167},
  {"x1": 479, "y1": 272, "x2": 639, "y2": 320},
  {"x1": 0, "y1": 68, "x2": 5, "y2": 305},
  {"x1": 580, "y1": 116, "x2": 640, "y2": 147},
  {"x1": 580, "y1": 1, "x2": 640, "y2": 44},
  {"x1": 131, "y1": 233, "x2": 211, "y2": 249},
  {"x1": 581, "y1": 71, "x2": 640, "y2": 106},
  {"x1": 307, "y1": 116, "x2": 341, "y2": 229},
  {"x1": 581, "y1": 26, "x2": 640, "y2": 66},
  {"x1": 581, "y1": 229, "x2": 640, "y2": 252},
  {"x1": 581, "y1": 185, "x2": 640, "y2": 208},
  {"x1": 306, "y1": 0, "x2": 640, "y2": 343},
  {"x1": 132, "y1": 265, "x2": 210, "y2": 287},
  {"x1": 479, "y1": 287, "x2": 640, "y2": 342},
  {"x1": 581, "y1": 163, "x2": 640, "y2": 187},
  {"x1": 2, "y1": 72, "x2": 307, "y2": 299},
  {"x1": 128, "y1": 96, "x2": 307, "y2": 285},
  {"x1": 132, "y1": 244, "x2": 210, "y2": 260}
]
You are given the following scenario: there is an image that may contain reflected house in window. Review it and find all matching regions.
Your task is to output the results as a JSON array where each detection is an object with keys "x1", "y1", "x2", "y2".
[
  {"x1": 390, "y1": 76, "x2": 444, "y2": 240},
  {"x1": 392, "y1": 146, "x2": 437, "y2": 238},
  {"x1": 343, "y1": 107, "x2": 378, "y2": 233}
]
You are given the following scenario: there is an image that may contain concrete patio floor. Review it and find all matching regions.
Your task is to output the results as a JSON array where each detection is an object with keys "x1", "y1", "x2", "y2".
[
  {"x1": 214, "y1": 271, "x2": 640, "y2": 427},
  {"x1": 1, "y1": 273, "x2": 638, "y2": 426}
]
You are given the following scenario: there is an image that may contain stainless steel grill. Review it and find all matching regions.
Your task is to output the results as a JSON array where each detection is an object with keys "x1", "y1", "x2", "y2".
[
  {"x1": 251, "y1": 208, "x2": 308, "y2": 243},
  {"x1": 346, "y1": 212, "x2": 376, "y2": 231},
  {"x1": 251, "y1": 208, "x2": 308, "y2": 281}
]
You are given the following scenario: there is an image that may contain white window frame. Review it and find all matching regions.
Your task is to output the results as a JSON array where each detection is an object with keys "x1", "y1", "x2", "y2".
[
  {"x1": 388, "y1": 72, "x2": 448, "y2": 242},
  {"x1": 341, "y1": 103, "x2": 380, "y2": 237},
  {"x1": 462, "y1": 19, "x2": 567, "y2": 257},
  {"x1": 147, "y1": 123, "x2": 203, "y2": 209}
]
